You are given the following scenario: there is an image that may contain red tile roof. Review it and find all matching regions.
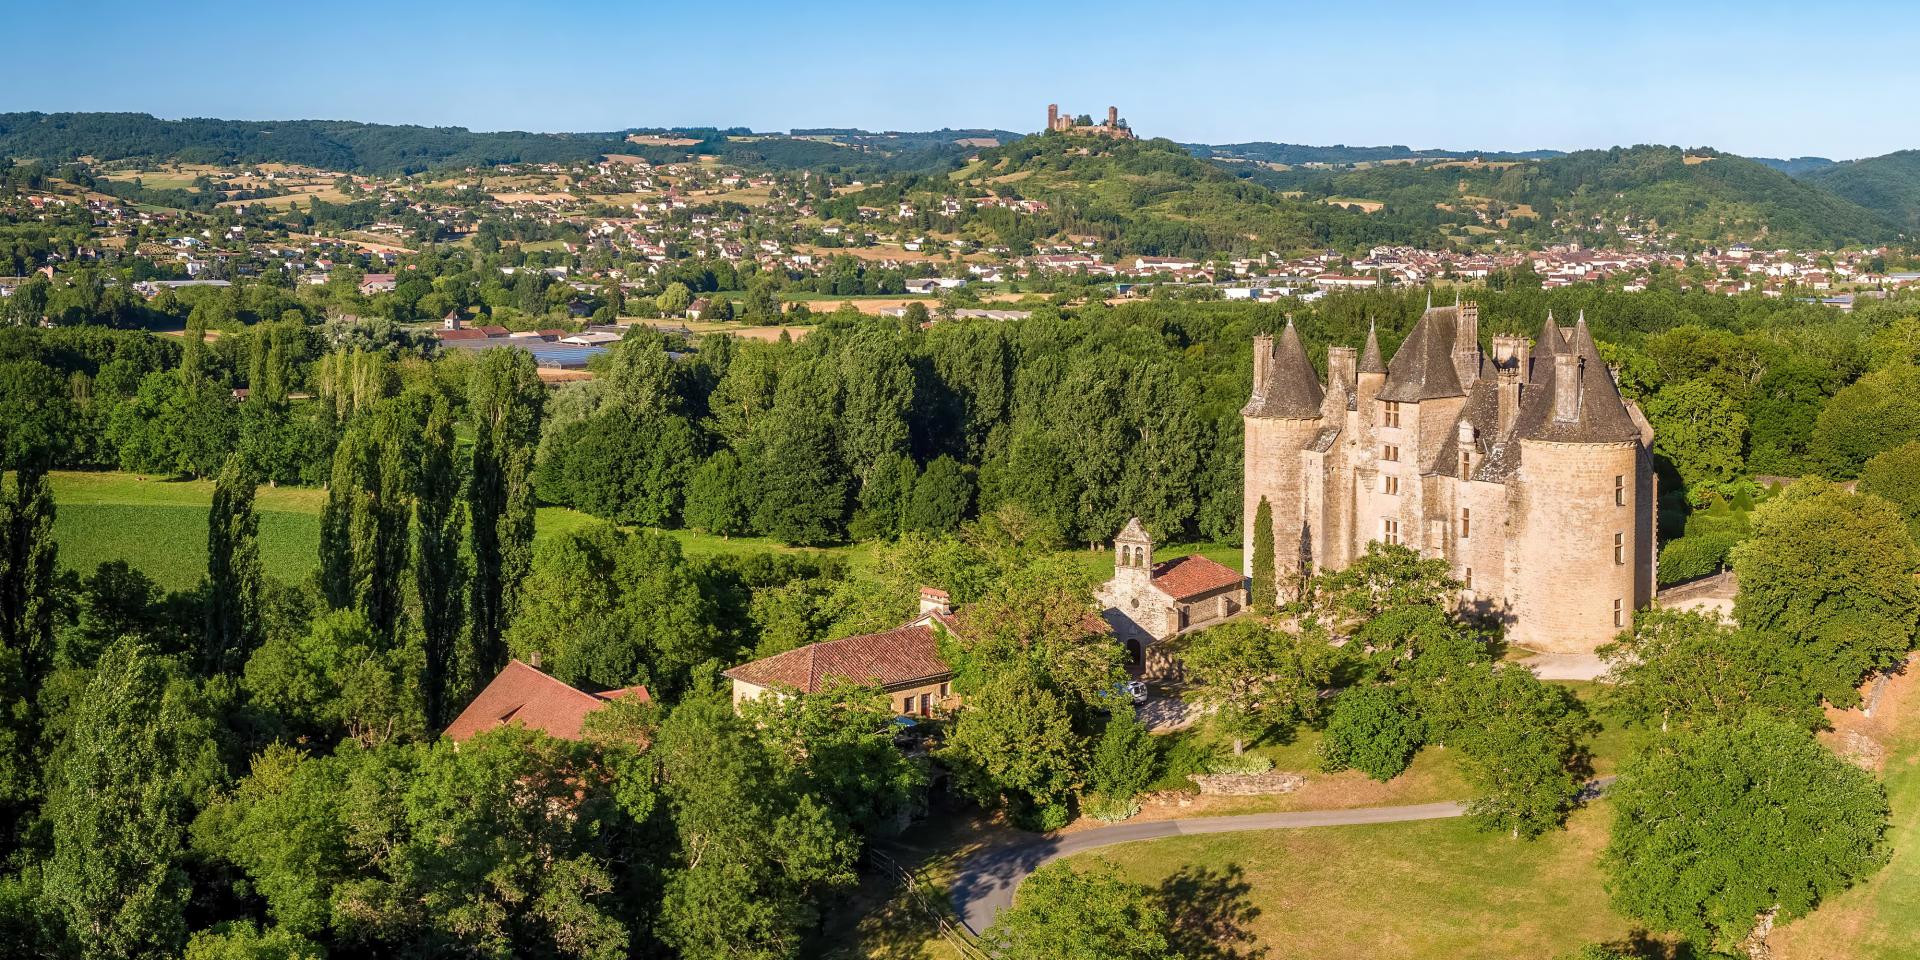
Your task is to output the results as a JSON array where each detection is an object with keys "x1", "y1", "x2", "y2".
[
  {"x1": 445, "y1": 659, "x2": 650, "y2": 742},
  {"x1": 1152, "y1": 554, "x2": 1246, "y2": 602},
  {"x1": 437, "y1": 329, "x2": 488, "y2": 341},
  {"x1": 723, "y1": 623, "x2": 951, "y2": 694}
]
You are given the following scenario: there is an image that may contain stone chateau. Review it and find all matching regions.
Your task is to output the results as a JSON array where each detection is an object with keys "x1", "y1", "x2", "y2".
[{"x1": 1243, "y1": 299, "x2": 1657, "y2": 653}]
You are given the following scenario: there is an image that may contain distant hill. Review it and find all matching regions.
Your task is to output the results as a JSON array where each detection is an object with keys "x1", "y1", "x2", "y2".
[
  {"x1": 1753, "y1": 155, "x2": 1838, "y2": 176},
  {"x1": 1190, "y1": 141, "x2": 1564, "y2": 166},
  {"x1": 1244, "y1": 145, "x2": 1897, "y2": 248},
  {"x1": 0, "y1": 112, "x2": 984, "y2": 177},
  {"x1": 1801, "y1": 150, "x2": 1920, "y2": 232},
  {"x1": 0, "y1": 112, "x2": 624, "y2": 174},
  {"x1": 932, "y1": 133, "x2": 1454, "y2": 256}
]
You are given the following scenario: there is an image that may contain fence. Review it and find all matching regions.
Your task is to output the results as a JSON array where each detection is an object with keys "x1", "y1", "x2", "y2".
[{"x1": 868, "y1": 848, "x2": 993, "y2": 960}]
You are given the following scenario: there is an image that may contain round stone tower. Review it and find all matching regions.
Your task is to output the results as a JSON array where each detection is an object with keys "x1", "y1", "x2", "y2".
[
  {"x1": 1242, "y1": 320, "x2": 1325, "y2": 579},
  {"x1": 1506, "y1": 316, "x2": 1647, "y2": 652}
]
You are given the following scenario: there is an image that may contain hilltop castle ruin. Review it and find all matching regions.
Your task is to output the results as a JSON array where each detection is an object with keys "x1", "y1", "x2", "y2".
[
  {"x1": 1243, "y1": 300, "x2": 1657, "y2": 653},
  {"x1": 1045, "y1": 103, "x2": 1135, "y2": 140}
]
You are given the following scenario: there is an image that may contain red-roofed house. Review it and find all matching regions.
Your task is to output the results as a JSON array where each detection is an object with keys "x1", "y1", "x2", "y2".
[
  {"x1": 446, "y1": 659, "x2": 650, "y2": 742},
  {"x1": 724, "y1": 587, "x2": 963, "y2": 717},
  {"x1": 1096, "y1": 517, "x2": 1248, "y2": 678}
]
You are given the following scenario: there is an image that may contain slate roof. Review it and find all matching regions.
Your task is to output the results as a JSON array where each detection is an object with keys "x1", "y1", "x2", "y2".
[
  {"x1": 1512, "y1": 314, "x2": 1642, "y2": 445},
  {"x1": 446, "y1": 659, "x2": 650, "y2": 742},
  {"x1": 1151, "y1": 554, "x2": 1247, "y2": 602},
  {"x1": 1243, "y1": 320, "x2": 1324, "y2": 419},
  {"x1": 1379, "y1": 305, "x2": 1472, "y2": 402},
  {"x1": 723, "y1": 623, "x2": 951, "y2": 693},
  {"x1": 1358, "y1": 321, "x2": 1387, "y2": 374}
]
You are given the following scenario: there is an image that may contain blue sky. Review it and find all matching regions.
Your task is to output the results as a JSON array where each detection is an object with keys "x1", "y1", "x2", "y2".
[{"x1": 3, "y1": 0, "x2": 1917, "y2": 159}]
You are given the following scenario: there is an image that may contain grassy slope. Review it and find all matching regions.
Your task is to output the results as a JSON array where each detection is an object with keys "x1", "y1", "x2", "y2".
[
  {"x1": 48, "y1": 470, "x2": 1237, "y2": 593},
  {"x1": 1074, "y1": 808, "x2": 1625, "y2": 958},
  {"x1": 1770, "y1": 663, "x2": 1920, "y2": 960}
]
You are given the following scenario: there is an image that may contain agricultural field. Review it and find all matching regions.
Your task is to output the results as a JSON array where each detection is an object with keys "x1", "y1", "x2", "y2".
[{"x1": 47, "y1": 470, "x2": 1236, "y2": 597}]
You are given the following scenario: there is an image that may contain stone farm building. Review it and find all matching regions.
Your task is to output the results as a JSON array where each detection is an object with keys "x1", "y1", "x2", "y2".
[
  {"x1": 1096, "y1": 518, "x2": 1249, "y2": 677},
  {"x1": 724, "y1": 588, "x2": 963, "y2": 717},
  {"x1": 1243, "y1": 300, "x2": 1656, "y2": 653}
]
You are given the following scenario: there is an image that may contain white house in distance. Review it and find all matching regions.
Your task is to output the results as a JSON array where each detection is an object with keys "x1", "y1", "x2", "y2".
[{"x1": 1095, "y1": 518, "x2": 1248, "y2": 678}]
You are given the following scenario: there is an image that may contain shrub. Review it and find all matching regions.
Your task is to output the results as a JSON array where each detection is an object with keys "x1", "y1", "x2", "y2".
[
  {"x1": 1206, "y1": 753, "x2": 1273, "y2": 775},
  {"x1": 1656, "y1": 533, "x2": 1739, "y2": 585},
  {"x1": 1015, "y1": 801, "x2": 1071, "y2": 833},
  {"x1": 1083, "y1": 794, "x2": 1142, "y2": 823}
]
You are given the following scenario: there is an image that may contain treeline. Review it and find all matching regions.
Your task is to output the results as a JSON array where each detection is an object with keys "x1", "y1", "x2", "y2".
[
  {"x1": 1253, "y1": 145, "x2": 1900, "y2": 248},
  {"x1": 0, "y1": 113, "x2": 624, "y2": 175}
]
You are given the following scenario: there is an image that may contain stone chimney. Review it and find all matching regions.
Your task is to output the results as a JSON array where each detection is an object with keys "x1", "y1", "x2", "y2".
[
  {"x1": 918, "y1": 586, "x2": 952, "y2": 617},
  {"x1": 1497, "y1": 367, "x2": 1521, "y2": 438},
  {"x1": 1552, "y1": 354, "x2": 1584, "y2": 423},
  {"x1": 1482, "y1": 336, "x2": 1528, "y2": 376},
  {"x1": 1250, "y1": 333, "x2": 1274, "y2": 400},
  {"x1": 1326, "y1": 345, "x2": 1357, "y2": 394},
  {"x1": 1452, "y1": 300, "x2": 1482, "y2": 388}
]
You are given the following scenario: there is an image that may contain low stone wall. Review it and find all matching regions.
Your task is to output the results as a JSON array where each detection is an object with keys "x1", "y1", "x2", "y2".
[{"x1": 1187, "y1": 772, "x2": 1306, "y2": 795}]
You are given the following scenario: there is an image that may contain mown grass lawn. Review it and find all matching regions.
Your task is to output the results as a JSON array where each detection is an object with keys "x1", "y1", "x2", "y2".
[{"x1": 1066, "y1": 806, "x2": 1633, "y2": 959}]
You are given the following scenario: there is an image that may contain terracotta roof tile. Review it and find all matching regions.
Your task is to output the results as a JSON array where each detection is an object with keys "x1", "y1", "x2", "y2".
[
  {"x1": 1152, "y1": 554, "x2": 1246, "y2": 602},
  {"x1": 445, "y1": 660, "x2": 649, "y2": 742},
  {"x1": 723, "y1": 623, "x2": 951, "y2": 693}
]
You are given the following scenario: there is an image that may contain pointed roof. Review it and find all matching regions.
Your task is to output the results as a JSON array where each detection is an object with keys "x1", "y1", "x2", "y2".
[
  {"x1": 1537, "y1": 311, "x2": 1565, "y2": 357},
  {"x1": 1512, "y1": 313, "x2": 1641, "y2": 444},
  {"x1": 1358, "y1": 320, "x2": 1386, "y2": 374},
  {"x1": 1244, "y1": 319, "x2": 1324, "y2": 418},
  {"x1": 1379, "y1": 305, "x2": 1467, "y2": 402}
]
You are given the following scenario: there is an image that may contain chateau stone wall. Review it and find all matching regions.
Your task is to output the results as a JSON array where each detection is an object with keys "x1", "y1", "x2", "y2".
[{"x1": 1508, "y1": 439, "x2": 1643, "y2": 652}]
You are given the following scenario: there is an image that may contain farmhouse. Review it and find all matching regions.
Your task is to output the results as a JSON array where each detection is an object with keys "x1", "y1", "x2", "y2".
[
  {"x1": 724, "y1": 587, "x2": 961, "y2": 717},
  {"x1": 446, "y1": 659, "x2": 650, "y2": 742}
]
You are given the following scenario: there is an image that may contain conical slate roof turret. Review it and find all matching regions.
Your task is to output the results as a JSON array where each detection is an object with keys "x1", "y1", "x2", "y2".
[
  {"x1": 1379, "y1": 303, "x2": 1466, "y2": 402},
  {"x1": 1244, "y1": 318, "x2": 1324, "y2": 418},
  {"x1": 1512, "y1": 311, "x2": 1641, "y2": 444},
  {"x1": 1359, "y1": 320, "x2": 1386, "y2": 374}
]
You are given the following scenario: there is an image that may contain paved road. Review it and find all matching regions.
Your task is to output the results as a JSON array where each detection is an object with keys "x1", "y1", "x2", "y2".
[{"x1": 950, "y1": 800, "x2": 1467, "y2": 935}]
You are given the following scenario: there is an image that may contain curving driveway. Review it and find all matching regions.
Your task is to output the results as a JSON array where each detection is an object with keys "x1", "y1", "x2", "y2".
[{"x1": 950, "y1": 800, "x2": 1468, "y2": 935}]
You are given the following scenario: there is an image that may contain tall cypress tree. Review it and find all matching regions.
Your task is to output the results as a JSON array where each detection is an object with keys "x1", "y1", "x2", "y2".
[
  {"x1": 0, "y1": 467, "x2": 56, "y2": 816},
  {"x1": 318, "y1": 417, "x2": 409, "y2": 636},
  {"x1": 467, "y1": 350, "x2": 543, "y2": 685},
  {"x1": 415, "y1": 395, "x2": 465, "y2": 727},
  {"x1": 203, "y1": 455, "x2": 263, "y2": 675},
  {"x1": 1251, "y1": 495, "x2": 1276, "y2": 610}
]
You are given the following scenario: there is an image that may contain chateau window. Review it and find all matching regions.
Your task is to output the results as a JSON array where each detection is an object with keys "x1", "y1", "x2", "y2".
[
  {"x1": 1463, "y1": 567, "x2": 1474, "y2": 590},
  {"x1": 1460, "y1": 450, "x2": 1471, "y2": 477},
  {"x1": 1382, "y1": 444, "x2": 1400, "y2": 462},
  {"x1": 1383, "y1": 401, "x2": 1401, "y2": 428},
  {"x1": 1383, "y1": 475, "x2": 1400, "y2": 495},
  {"x1": 1459, "y1": 508, "x2": 1471, "y2": 539},
  {"x1": 1613, "y1": 598, "x2": 1625, "y2": 629},
  {"x1": 1382, "y1": 519, "x2": 1400, "y2": 545},
  {"x1": 1615, "y1": 474, "x2": 1625, "y2": 506},
  {"x1": 1614, "y1": 532, "x2": 1625, "y2": 565},
  {"x1": 901, "y1": 696, "x2": 914, "y2": 714}
]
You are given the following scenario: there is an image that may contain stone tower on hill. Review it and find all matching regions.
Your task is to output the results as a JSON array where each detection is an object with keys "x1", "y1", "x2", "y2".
[{"x1": 1242, "y1": 302, "x2": 1657, "y2": 653}]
